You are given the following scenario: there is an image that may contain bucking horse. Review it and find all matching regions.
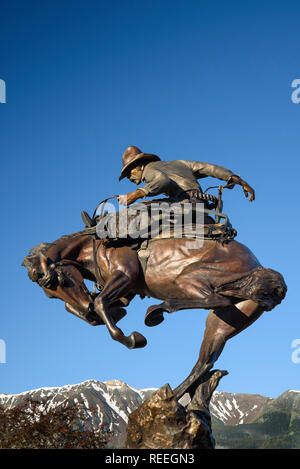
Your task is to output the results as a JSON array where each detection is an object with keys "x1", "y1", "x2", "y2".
[{"x1": 22, "y1": 201, "x2": 287, "y2": 400}]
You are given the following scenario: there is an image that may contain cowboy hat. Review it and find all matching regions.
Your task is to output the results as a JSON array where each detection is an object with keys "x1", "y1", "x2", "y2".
[{"x1": 119, "y1": 146, "x2": 160, "y2": 181}]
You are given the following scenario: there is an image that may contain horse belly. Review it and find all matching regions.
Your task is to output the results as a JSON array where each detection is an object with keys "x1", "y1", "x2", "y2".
[{"x1": 143, "y1": 238, "x2": 261, "y2": 300}]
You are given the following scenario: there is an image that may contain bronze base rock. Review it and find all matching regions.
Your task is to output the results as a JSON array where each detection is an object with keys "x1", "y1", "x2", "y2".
[{"x1": 125, "y1": 370, "x2": 227, "y2": 449}]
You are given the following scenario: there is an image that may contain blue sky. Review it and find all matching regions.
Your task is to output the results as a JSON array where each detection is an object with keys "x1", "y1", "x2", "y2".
[{"x1": 0, "y1": 0, "x2": 299, "y2": 398}]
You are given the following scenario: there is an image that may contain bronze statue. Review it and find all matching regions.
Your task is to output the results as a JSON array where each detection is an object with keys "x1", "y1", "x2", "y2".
[
  {"x1": 22, "y1": 146, "x2": 287, "y2": 447},
  {"x1": 22, "y1": 146, "x2": 286, "y2": 448}
]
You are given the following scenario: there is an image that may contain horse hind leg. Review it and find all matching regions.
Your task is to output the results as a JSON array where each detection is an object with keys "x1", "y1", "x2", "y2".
[
  {"x1": 173, "y1": 267, "x2": 286, "y2": 399},
  {"x1": 145, "y1": 272, "x2": 232, "y2": 327},
  {"x1": 173, "y1": 299, "x2": 264, "y2": 400},
  {"x1": 145, "y1": 297, "x2": 231, "y2": 327}
]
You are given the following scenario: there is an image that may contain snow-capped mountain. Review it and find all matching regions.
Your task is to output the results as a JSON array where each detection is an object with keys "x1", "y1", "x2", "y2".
[
  {"x1": 0, "y1": 380, "x2": 297, "y2": 448},
  {"x1": 0, "y1": 379, "x2": 155, "y2": 447},
  {"x1": 210, "y1": 391, "x2": 272, "y2": 425},
  {"x1": 213, "y1": 390, "x2": 300, "y2": 449}
]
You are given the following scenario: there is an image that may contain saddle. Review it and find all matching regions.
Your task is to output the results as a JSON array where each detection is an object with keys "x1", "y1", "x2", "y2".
[{"x1": 81, "y1": 201, "x2": 236, "y2": 247}]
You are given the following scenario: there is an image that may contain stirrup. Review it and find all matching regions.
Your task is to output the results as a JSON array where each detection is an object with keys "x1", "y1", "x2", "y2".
[{"x1": 81, "y1": 210, "x2": 96, "y2": 228}]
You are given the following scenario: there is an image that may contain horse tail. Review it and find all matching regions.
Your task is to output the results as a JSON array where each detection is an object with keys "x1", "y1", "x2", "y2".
[{"x1": 216, "y1": 266, "x2": 287, "y2": 311}]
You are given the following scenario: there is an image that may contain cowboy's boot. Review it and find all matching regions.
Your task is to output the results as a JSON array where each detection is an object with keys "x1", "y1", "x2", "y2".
[{"x1": 81, "y1": 210, "x2": 96, "y2": 228}]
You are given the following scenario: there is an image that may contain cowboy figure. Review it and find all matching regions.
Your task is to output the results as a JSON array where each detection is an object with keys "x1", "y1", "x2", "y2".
[
  {"x1": 81, "y1": 145, "x2": 255, "y2": 229},
  {"x1": 117, "y1": 146, "x2": 255, "y2": 207}
]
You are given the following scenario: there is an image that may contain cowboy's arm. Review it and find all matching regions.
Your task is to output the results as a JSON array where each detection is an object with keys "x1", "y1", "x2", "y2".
[
  {"x1": 186, "y1": 161, "x2": 255, "y2": 202},
  {"x1": 139, "y1": 167, "x2": 176, "y2": 197},
  {"x1": 186, "y1": 161, "x2": 234, "y2": 181},
  {"x1": 119, "y1": 168, "x2": 176, "y2": 205}
]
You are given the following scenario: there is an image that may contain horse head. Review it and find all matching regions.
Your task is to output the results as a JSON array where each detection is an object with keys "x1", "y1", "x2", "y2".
[
  {"x1": 22, "y1": 242, "x2": 64, "y2": 289},
  {"x1": 22, "y1": 243, "x2": 51, "y2": 282}
]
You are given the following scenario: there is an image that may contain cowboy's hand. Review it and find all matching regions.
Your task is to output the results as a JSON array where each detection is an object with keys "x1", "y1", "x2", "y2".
[
  {"x1": 241, "y1": 180, "x2": 255, "y2": 201},
  {"x1": 228, "y1": 175, "x2": 255, "y2": 201},
  {"x1": 118, "y1": 189, "x2": 145, "y2": 206},
  {"x1": 118, "y1": 194, "x2": 129, "y2": 206}
]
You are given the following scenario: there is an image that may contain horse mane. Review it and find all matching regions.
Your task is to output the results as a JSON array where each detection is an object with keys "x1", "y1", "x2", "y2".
[
  {"x1": 54, "y1": 229, "x2": 88, "y2": 242},
  {"x1": 21, "y1": 229, "x2": 90, "y2": 269}
]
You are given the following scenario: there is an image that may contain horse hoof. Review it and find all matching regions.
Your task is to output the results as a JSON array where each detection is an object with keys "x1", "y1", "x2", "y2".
[
  {"x1": 145, "y1": 305, "x2": 165, "y2": 327},
  {"x1": 127, "y1": 331, "x2": 147, "y2": 349}
]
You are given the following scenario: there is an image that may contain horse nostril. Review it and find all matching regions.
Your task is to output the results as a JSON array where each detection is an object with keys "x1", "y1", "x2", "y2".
[
  {"x1": 28, "y1": 269, "x2": 39, "y2": 282},
  {"x1": 274, "y1": 286, "x2": 285, "y2": 299}
]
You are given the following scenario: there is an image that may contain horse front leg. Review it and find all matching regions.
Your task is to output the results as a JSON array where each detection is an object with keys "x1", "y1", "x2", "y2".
[
  {"x1": 94, "y1": 270, "x2": 147, "y2": 349},
  {"x1": 64, "y1": 301, "x2": 127, "y2": 327},
  {"x1": 173, "y1": 299, "x2": 264, "y2": 400}
]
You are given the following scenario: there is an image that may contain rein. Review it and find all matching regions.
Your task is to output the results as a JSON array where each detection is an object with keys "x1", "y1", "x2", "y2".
[
  {"x1": 91, "y1": 197, "x2": 121, "y2": 292},
  {"x1": 92, "y1": 195, "x2": 119, "y2": 219},
  {"x1": 92, "y1": 237, "x2": 104, "y2": 291}
]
